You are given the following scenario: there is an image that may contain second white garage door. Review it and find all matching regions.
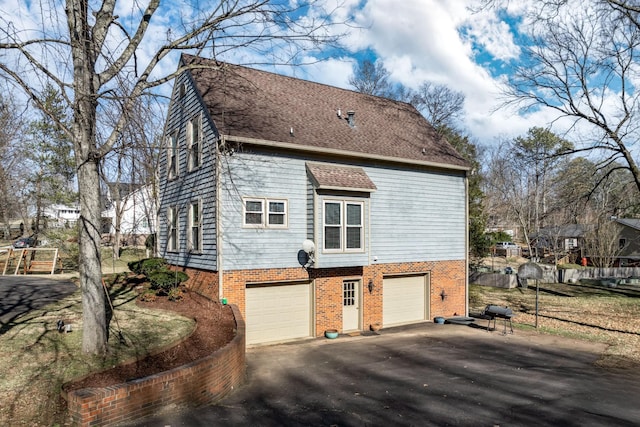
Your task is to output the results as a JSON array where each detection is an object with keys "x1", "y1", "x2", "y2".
[
  {"x1": 245, "y1": 281, "x2": 313, "y2": 345},
  {"x1": 383, "y1": 274, "x2": 429, "y2": 326}
]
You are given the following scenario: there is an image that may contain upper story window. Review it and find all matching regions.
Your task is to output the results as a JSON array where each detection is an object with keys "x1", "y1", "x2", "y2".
[
  {"x1": 177, "y1": 82, "x2": 186, "y2": 99},
  {"x1": 167, "y1": 206, "x2": 179, "y2": 252},
  {"x1": 167, "y1": 131, "x2": 179, "y2": 179},
  {"x1": 323, "y1": 200, "x2": 363, "y2": 252},
  {"x1": 187, "y1": 114, "x2": 202, "y2": 171},
  {"x1": 243, "y1": 197, "x2": 288, "y2": 228},
  {"x1": 619, "y1": 238, "x2": 627, "y2": 250},
  {"x1": 188, "y1": 200, "x2": 202, "y2": 253}
]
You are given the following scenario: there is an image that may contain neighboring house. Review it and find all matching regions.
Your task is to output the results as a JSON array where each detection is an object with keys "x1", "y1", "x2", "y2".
[
  {"x1": 612, "y1": 218, "x2": 640, "y2": 266},
  {"x1": 101, "y1": 182, "x2": 157, "y2": 245},
  {"x1": 159, "y1": 54, "x2": 470, "y2": 346},
  {"x1": 534, "y1": 220, "x2": 640, "y2": 266},
  {"x1": 43, "y1": 204, "x2": 81, "y2": 228},
  {"x1": 532, "y1": 224, "x2": 588, "y2": 256}
]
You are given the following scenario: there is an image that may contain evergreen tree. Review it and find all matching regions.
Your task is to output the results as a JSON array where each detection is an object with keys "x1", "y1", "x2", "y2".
[{"x1": 26, "y1": 84, "x2": 76, "y2": 232}]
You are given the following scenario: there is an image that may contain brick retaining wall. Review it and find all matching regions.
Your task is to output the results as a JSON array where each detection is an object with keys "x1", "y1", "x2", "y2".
[{"x1": 63, "y1": 304, "x2": 245, "y2": 427}]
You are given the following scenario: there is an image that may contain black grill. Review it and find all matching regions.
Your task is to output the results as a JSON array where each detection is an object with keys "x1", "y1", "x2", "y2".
[{"x1": 481, "y1": 305, "x2": 514, "y2": 334}]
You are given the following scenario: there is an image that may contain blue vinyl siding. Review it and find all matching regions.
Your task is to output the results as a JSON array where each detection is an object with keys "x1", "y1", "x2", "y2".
[
  {"x1": 158, "y1": 72, "x2": 218, "y2": 269},
  {"x1": 220, "y1": 151, "x2": 309, "y2": 270},
  {"x1": 367, "y1": 165, "x2": 466, "y2": 263},
  {"x1": 219, "y1": 150, "x2": 466, "y2": 270}
]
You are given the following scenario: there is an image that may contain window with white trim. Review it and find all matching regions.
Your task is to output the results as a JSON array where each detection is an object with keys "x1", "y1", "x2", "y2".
[
  {"x1": 167, "y1": 131, "x2": 179, "y2": 179},
  {"x1": 167, "y1": 206, "x2": 179, "y2": 252},
  {"x1": 187, "y1": 114, "x2": 202, "y2": 171},
  {"x1": 188, "y1": 200, "x2": 202, "y2": 253},
  {"x1": 242, "y1": 198, "x2": 288, "y2": 228},
  {"x1": 323, "y1": 200, "x2": 363, "y2": 252}
]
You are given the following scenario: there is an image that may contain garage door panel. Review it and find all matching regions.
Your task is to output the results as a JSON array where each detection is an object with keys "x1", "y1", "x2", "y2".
[
  {"x1": 246, "y1": 282, "x2": 313, "y2": 345},
  {"x1": 383, "y1": 275, "x2": 428, "y2": 326}
]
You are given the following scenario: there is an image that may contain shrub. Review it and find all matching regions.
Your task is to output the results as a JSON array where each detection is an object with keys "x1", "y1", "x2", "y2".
[
  {"x1": 148, "y1": 270, "x2": 189, "y2": 294},
  {"x1": 138, "y1": 290, "x2": 157, "y2": 302},
  {"x1": 145, "y1": 233, "x2": 156, "y2": 251},
  {"x1": 167, "y1": 287, "x2": 184, "y2": 301},
  {"x1": 128, "y1": 257, "x2": 166, "y2": 275}
]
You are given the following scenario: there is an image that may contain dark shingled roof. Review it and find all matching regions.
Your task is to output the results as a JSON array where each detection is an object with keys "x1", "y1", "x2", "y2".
[
  {"x1": 182, "y1": 54, "x2": 469, "y2": 170},
  {"x1": 306, "y1": 163, "x2": 377, "y2": 192}
]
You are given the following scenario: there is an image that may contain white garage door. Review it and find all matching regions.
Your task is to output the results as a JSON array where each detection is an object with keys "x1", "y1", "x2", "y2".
[
  {"x1": 383, "y1": 275, "x2": 428, "y2": 326},
  {"x1": 245, "y1": 281, "x2": 313, "y2": 345}
]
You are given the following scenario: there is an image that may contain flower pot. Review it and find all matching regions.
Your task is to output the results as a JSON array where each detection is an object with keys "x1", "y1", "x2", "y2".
[{"x1": 324, "y1": 329, "x2": 339, "y2": 339}]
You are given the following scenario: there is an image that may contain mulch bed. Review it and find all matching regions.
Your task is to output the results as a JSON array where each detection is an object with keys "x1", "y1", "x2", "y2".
[{"x1": 64, "y1": 286, "x2": 236, "y2": 392}]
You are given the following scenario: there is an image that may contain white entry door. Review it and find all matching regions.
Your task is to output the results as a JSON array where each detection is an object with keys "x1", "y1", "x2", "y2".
[{"x1": 342, "y1": 280, "x2": 360, "y2": 331}]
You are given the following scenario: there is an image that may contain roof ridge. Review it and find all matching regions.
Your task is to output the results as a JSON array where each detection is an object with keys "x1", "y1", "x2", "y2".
[{"x1": 181, "y1": 54, "x2": 416, "y2": 109}]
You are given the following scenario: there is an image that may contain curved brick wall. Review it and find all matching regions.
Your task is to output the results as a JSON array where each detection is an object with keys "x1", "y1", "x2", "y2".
[{"x1": 63, "y1": 304, "x2": 245, "y2": 427}]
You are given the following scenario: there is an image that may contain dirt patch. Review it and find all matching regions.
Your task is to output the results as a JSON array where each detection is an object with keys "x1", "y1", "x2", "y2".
[{"x1": 64, "y1": 287, "x2": 236, "y2": 392}]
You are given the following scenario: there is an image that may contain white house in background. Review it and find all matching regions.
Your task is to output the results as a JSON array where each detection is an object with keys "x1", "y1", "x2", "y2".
[
  {"x1": 101, "y1": 183, "x2": 157, "y2": 244},
  {"x1": 44, "y1": 204, "x2": 81, "y2": 227}
]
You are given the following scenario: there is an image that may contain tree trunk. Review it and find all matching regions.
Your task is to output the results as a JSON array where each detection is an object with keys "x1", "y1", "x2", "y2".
[
  {"x1": 77, "y1": 156, "x2": 107, "y2": 354},
  {"x1": 67, "y1": 0, "x2": 107, "y2": 355},
  {"x1": 113, "y1": 199, "x2": 121, "y2": 261}
]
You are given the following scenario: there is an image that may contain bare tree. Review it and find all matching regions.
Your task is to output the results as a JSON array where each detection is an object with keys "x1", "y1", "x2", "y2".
[
  {"x1": 412, "y1": 82, "x2": 465, "y2": 130},
  {"x1": 483, "y1": 0, "x2": 640, "y2": 195},
  {"x1": 0, "y1": 95, "x2": 28, "y2": 239},
  {"x1": 583, "y1": 214, "x2": 622, "y2": 268},
  {"x1": 348, "y1": 59, "x2": 394, "y2": 97},
  {"x1": 0, "y1": 0, "x2": 344, "y2": 355},
  {"x1": 485, "y1": 141, "x2": 536, "y2": 251},
  {"x1": 512, "y1": 127, "x2": 573, "y2": 233},
  {"x1": 485, "y1": 128, "x2": 572, "y2": 259}
]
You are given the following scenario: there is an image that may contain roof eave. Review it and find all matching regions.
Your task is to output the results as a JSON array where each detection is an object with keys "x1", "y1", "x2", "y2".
[{"x1": 223, "y1": 135, "x2": 471, "y2": 172}]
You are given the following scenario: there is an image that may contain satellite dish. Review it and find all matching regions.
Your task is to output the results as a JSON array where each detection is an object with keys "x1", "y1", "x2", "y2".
[{"x1": 302, "y1": 239, "x2": 315, "y2": 254}]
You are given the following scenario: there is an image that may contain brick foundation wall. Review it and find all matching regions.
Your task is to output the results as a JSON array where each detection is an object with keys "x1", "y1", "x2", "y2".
[
  {"x1": 219, "y1": 259, "x2": 466, "y2": 336},
  {"x1": 64, "y1": 305, "x2": 245, "y2": 427},
  {"x1": 171, "y1": 266, "x2": 220, "y2": 301}
]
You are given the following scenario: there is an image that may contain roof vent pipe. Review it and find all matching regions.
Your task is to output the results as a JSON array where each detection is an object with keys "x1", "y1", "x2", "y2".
[{"x1": 347, "y1": 110, "x2": 355, "y2": 127}]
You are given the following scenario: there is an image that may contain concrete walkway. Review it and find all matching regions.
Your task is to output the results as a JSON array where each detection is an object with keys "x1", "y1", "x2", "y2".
[{"x1": 129, "y1": 322, "x2": 640, "y2": 426}]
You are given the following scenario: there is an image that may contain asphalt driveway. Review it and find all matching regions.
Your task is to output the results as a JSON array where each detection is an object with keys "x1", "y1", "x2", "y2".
[
  {"x1": 0, "y1": 275, "x2": 77, "y2": 327},
  {"x1": 130, "y1": 322, "x2": 640, "y2": 427}
]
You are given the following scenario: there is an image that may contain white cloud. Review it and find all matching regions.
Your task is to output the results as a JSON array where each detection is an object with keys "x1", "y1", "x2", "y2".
[
  {"x1": 462, "y1": 13, "x2": 520, "y2": 61},
  {"x1": 297, "y1": 56, "x2": 355, "y2": 89},
  {"x1": 322, "y1": 0, "x2": 558, "y2": 145}
]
